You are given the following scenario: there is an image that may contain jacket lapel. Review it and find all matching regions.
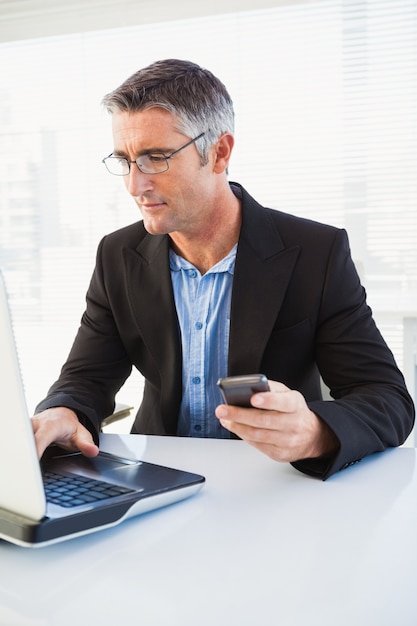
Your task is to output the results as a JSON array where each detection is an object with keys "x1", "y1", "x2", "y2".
[
  {"x1": 228, "y1": 187, "x2": 300, "y2": 375},
  {"x1": 122, "y1": 233, "x2": 182, "y2": 431}
]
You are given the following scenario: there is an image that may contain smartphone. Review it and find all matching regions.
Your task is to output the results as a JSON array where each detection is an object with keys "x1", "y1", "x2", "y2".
[{"x1": 217, "y1": 374, "x2": 270, "y2": 407}]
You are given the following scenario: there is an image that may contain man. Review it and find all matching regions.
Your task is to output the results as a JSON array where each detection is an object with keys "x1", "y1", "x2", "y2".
[{"x1": 33, "y1": 59, "x2": 414, "y2": 479}]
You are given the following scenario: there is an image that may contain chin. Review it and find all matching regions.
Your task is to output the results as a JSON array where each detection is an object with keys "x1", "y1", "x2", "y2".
[{"x1": 142, "y1": 220, "x2": 171, "y2": 236}]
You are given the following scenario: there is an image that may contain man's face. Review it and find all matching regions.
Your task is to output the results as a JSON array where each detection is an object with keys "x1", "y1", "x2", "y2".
[{"x1": 111, "y1": 108, "x2": 215, "y2": 237}]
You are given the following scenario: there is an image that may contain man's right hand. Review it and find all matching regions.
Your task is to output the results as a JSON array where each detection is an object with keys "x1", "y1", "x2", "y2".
[{"x1": 31, "y1": 407, "x2": 99, "y2": 460}]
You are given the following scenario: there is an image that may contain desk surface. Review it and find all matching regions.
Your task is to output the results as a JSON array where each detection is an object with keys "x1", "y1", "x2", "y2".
[{"x1": 1, "y1": 435, "x2": 416, "y2": 626}]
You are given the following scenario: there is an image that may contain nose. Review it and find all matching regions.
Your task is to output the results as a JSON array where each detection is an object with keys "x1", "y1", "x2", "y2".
[{"x1": 124, "y1": 163, "x2": 154, "y2": 197}]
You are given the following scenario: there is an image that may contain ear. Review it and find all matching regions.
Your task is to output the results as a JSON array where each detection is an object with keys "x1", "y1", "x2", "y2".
[{"x1": 212, "y1": 133, "x2": 234, "y2": 173}]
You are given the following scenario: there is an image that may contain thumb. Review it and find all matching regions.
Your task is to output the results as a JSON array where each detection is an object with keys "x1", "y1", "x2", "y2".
[{"x1": 72, "y1": 424, "x2": 99, "y2": 457}]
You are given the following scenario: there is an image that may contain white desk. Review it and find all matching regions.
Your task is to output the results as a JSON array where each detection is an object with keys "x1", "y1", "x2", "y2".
[{"x1": 0, "y1": 435, "x2": 416, "y2": 626}]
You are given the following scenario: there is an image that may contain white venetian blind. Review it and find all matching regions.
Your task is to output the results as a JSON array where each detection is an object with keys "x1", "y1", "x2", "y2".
[{"x1": 0, "y1": 0, "x2": 416, "y2": 415}]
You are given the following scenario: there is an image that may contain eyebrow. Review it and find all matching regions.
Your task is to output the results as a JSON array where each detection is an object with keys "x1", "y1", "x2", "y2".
[{"x1": 112, "y1": 146, "x2": 172, "y2": 158}]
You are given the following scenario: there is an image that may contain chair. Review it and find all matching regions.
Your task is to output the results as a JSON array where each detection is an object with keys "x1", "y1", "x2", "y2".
[{"x1": 101, "y1": 402, "x2": 134, "y2": 431}]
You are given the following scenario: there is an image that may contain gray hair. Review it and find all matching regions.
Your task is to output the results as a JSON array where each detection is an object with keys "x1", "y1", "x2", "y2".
[{"x1": 102, "y1": 59, "x2": 235, "y2": 164}]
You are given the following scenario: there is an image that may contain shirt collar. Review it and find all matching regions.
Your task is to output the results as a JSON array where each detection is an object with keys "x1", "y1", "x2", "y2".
[{"x1": 169, "y1": 244, "x2": 237, "y2": 276}]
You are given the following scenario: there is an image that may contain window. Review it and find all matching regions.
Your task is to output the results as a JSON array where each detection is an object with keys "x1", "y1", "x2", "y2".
[{"x1": 1, "y1": 0, "x2": 416, "y2": 417}]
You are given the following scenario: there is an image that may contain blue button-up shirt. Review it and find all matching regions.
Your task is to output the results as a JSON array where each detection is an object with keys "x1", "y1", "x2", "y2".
[{"x1": 170, "y1": 245, "x2": 237, "y2": 438}]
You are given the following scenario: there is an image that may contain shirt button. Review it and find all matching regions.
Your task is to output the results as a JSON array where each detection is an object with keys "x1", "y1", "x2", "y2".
[
  {"x1": 188, "y1": 269, "x2": 197, "y2": 278},
  {"x1": 195, "y1": 322, "x2": 203, "y2": 330},
  {"x1": 192, "y1": 376, "x2": 201, "y2": 384},
  {"x1": 194, "y1": 424, "x2": 202, "y2": 432}
]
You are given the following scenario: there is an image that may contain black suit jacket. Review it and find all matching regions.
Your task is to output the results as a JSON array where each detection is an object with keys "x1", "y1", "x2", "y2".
[{"x1": 37, "y1": 183, "x2": 415, "y2": 478}]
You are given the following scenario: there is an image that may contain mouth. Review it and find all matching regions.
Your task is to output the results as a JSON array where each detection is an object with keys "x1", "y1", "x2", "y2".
[{"x1": 138, "y1": 200, "x2": 166, "y2": 212}]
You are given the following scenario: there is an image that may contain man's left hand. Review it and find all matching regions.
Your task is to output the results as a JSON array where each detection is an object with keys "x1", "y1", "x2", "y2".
[{"x1": 215, "y1": 380, "x2": 339, "y2": 463}]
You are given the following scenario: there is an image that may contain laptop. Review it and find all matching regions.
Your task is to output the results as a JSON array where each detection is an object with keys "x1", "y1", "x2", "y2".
[{"x1": 0, "y1": 270, "x2": 205, "y2": 548}]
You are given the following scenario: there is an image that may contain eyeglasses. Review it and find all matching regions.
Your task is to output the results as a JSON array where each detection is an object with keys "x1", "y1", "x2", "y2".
[{"x1": 102, "y1": 132, "x2": 206, "y2": 176}]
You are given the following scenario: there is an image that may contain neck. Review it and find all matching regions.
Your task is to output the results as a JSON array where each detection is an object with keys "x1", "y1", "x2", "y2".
[{"x1": 169, "y1": 193, "x2": 241, "y2": 275}]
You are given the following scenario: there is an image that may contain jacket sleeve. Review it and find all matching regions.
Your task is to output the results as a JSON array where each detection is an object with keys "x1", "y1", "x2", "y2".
[{"x1": 292, "y1": 229, "x2": 415, "y2": 479}]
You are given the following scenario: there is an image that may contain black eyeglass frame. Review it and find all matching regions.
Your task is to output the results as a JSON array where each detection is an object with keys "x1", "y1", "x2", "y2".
[{"x1": 102, "y1": 132, "x2": 206, "y2": 176}]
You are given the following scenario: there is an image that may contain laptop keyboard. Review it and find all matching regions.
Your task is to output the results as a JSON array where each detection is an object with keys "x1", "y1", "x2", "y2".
[{"x1": 43, "y1": 470, "x2": 136, "y2": 508}]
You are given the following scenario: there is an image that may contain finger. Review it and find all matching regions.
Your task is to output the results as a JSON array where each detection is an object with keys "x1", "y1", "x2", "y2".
[
  {"x1": 33, "y1": 424, "x2": 53, "y2": 460},
  {"x1": 35, "y1": 422, "x2": 99, "y2": 459},
  {"x1": 32, "y1": 414, "x2": 69, "y2": 459},
  {"x1": 32, "y1": 410, "x2": 99, "y2": 459},
  {"x1": 217, "y1": 413, "x2": 295, "y2": 461},
  {"x1": 218, "y1": 413, "x2": 313, "y2": 463},
  {"x1": 71, "y1": 427, "x2": 99, "y2": 458},
  {"x1": 218, "y1": 412, "x2": 287, "y2": 442},
  {"x1": 216, "y1": 403, "x2": 288, "y2": 431},
  {"x1": 251, "y1": 386, "x2": 305, "y2": 414},
  {"x1": 268, "y1": 380, "x2": 291, "y2": 393}
]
